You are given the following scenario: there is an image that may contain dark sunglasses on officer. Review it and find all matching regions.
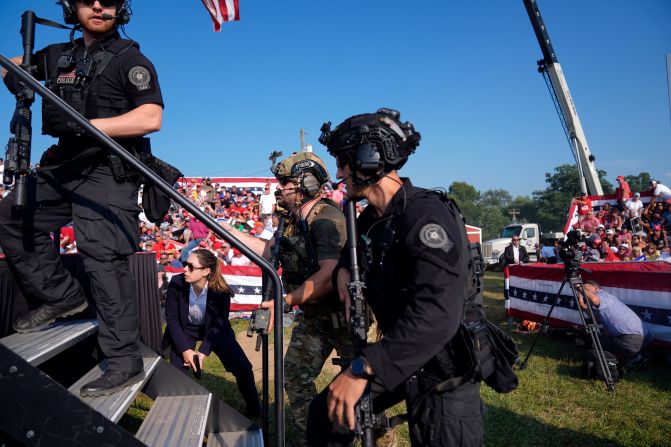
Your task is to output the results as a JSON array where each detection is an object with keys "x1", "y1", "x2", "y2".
[{"x1": 76, "y1": 0, "x2": 119, "y2": 7}]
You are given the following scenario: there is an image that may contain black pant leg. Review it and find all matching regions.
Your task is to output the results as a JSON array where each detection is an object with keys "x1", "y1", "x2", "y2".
[
  {"x1": 406, "y1": 375, "x2": 482, "y2": 447},
  {"x1": 0, "y1": 169, "x2": 86, "y2": 306},
  {"x1": 212, "y1": 331, "x2": 261, "y2": 414},
  {"x1": 71, "y1": 163, "x2": 142, "y2": 373}
]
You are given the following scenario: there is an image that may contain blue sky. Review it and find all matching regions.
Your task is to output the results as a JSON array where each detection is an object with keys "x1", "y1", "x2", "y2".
[{"x1": 1, "y1": 0, "x2": 669, "y2": 197}]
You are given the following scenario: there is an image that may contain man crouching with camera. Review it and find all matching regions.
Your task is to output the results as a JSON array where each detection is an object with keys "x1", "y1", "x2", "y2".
[{"x1": 576, "y1": 281, "x2": 648, "y2": 368}]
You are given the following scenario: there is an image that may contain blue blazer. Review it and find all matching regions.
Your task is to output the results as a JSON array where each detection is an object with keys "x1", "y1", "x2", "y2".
[{"x1": 161, "y1": 274, "x2": 235, "y2": 356}]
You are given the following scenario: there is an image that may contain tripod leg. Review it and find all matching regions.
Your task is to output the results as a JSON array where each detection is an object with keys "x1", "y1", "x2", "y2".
[
  {"x1": 519, "y1": 279, "x2": 569, "y2": 369},
  {"x1": 568, "y1": 279, "x2": 615, "y2": 392}
]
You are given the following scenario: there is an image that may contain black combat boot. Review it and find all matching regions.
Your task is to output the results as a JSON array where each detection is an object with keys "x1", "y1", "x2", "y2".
[
  {"x1": 80, "y1": 368, "x2": 146, "y2": 397},
  {"x1": 13, "y1": 298, "x2": 89, "y2": 333}
]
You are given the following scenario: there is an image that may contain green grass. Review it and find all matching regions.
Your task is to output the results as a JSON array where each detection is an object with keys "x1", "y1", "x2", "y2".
[{"x1": 123, "y1": 272, "x2": 671, "y2": 446}]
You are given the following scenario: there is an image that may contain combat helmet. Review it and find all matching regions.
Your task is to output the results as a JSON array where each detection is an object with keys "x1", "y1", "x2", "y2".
[
  {"x1": 271, "y1": 152, "x2": 330, "y2": 197},
  {"x1": 319, "y1": 108, "x2": 421, "y2": 184}
]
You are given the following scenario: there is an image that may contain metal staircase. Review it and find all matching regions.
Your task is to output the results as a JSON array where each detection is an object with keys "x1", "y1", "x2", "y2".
[{"x1": 0, "y1": 319, "x2": 263, "y2": 446}]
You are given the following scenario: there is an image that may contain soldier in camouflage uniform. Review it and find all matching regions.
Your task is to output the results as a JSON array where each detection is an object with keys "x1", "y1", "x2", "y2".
[{"x1": 223, "y1": 152, "x2": 354, "y2": 446}]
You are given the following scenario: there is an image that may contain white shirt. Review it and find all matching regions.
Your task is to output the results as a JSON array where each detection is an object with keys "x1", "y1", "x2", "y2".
[
  {"x1": 188, "y1": 283, "x2": 208, "y2": 325},
  {"x1": 653, "y1": 184, "x2": 671, "y2": 201},
  {"x1": 230, "y1": 255, "x2": 252, "y2": 266},
  {"x1": 259, "y1": 193, "x2": 276, "y2": 215},
  {"x1": 513, "y1": 245, "x2": 520, "y2": 264},
  {"x1": 624, "y1": 199, "x2": 644, "y2": 218}
]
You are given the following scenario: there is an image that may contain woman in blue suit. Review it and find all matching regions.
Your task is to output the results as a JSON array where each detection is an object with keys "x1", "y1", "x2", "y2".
[{"x1": 162, "y1": 248, "x2": 261, "y2": 417}]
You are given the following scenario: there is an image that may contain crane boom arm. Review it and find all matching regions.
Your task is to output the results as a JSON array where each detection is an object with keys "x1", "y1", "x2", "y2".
[{"x1": 523, "y1": 0, "x2": 604, "y2": 196}]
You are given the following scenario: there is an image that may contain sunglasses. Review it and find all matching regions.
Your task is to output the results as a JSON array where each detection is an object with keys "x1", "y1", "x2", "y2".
[
  {"x1": 512, "y1": 238, "x2": 520, "y2": 241},
  {"x1": 278, "y1": 177, "x2": 293, "y2": 186},
  {"x1": 76, "y1": 0, "x2": 120, "y2": 7},
  {"x1": 182, "y1": 261, "x2": 207, "y2": 272}
]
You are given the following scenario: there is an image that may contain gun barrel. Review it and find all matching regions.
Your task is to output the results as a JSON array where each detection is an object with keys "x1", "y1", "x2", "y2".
[
  {"x1": 345, "y1": 200, "x2": 361, "y2": 282},
  {"x1": 21, "y1": 11, "x2": 36, "y2": 68}
]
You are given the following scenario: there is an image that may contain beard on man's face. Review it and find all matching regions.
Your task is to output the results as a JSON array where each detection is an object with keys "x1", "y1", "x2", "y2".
[{"x1": 78, "y1": 10, "x2": 117, "y2": 35}]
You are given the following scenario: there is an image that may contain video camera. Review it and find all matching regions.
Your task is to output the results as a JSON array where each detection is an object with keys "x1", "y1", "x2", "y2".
[
  {"x1": 558, "y1": 229, "x2": 583, "y2": 278},
  {"x1": 247, "y1": 307, "x2": 271, "y2": 351}
]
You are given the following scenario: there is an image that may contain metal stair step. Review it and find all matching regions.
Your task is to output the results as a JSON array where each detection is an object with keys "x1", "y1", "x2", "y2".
[
  {"x1": 0, "y1": 319, "x2": 98, "y2": 366},
  {"x1": 136, "y1": 394, "x2": 212, "y2": 447},
  {"x1": 207, "y1": 430, "x2": 264, "y2": 447},
  {"x1": 68, "y1": 343, "x2": 162, "y2": 422}
]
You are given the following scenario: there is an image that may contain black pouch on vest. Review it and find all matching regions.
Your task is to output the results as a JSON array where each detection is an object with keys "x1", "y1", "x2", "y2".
[{"x1": 140, "y1": 143, "x2": 183, "y2": 223}]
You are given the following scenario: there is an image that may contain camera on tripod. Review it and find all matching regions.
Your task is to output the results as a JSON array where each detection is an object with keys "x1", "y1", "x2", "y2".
[
  {"x1": 520, "y1": 229, "x2": 616, "y2": 391},
  {"x1": 558, "y1": 229, "x2": 583, "y2": 277}
]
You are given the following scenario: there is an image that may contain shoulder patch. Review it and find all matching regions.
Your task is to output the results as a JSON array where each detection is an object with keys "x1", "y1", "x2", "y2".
[
  {"x1": 419, "y1": 223, "x2": 453, "y2": 252},
  {"x1": 329, "y1": 233, "x2": 342, "y2": 248},
  {"x1": 128, "y1": 66, "x2": 151, "y2": 91}
]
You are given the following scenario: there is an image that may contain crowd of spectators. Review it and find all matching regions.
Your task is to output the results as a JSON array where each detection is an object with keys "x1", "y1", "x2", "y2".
[
  {"x1": 0, "y1": 170, "x2": 354, "y2": 268},
  {"x1": 132, "y1": 177, "x2": 352, "y2": 272},
  {"x1": 564, "y1": 180, "x2": 671, "y2": 263},
  {"x1": 3, "y1": 168, "x2": 669, "y2": 266}
]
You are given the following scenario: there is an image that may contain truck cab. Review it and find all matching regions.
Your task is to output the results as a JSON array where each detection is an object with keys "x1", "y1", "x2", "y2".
[{"x1": 482, "y1": 223, "x2": 541, "y2": 266}]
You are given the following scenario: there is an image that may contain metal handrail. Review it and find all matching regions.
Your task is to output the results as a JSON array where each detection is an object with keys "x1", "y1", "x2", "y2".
[{"x1": 0, "y1": 55, "x2": 285, "y2": 446}]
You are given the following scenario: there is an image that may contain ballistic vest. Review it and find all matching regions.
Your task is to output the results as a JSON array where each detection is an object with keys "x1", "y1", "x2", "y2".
[
  {"x1": 42, "y1": 38, "x2": 136, "y2": 138},
  {"x1": 278, "y1": 199, "x2": 341, "y2": 293}
]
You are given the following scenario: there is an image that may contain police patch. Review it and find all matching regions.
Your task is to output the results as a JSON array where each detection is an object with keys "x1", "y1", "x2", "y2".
[
  {"x1": 128, "y1": 66, "x2": 151, "y2": 91},
  {"x1": 419, "y1": 223, "x2": 452, "y2": 252}
]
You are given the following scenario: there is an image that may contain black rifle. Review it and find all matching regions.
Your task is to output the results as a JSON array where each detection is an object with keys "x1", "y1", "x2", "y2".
[
  {"x1": 4, "y1": 11, "x2": 37, "y2": 211},
  {"x1": 344, "y1": 199, "x2": 376, "y2": 446}
]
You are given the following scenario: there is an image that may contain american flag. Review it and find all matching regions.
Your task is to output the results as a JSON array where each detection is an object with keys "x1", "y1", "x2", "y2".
[
  {"x1": 222, "y1": 265, "x2": 265, "y2": 315},
  {"x1": 506, "y1": 262, "x2": 671, "y2": 350},
  {"x1": 201, "y1": 0, "x2": 240, "y2": 32}
]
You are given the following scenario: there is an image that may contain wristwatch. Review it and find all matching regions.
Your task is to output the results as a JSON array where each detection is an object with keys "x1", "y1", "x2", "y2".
[{"x1": 350, "y1": 357, "x2": 375, "y2": 380}]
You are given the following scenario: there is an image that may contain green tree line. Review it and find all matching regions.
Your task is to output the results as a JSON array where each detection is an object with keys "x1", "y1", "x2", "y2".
[{"x1": 446, "y1": 164, "x2": 651, "y2": 240}]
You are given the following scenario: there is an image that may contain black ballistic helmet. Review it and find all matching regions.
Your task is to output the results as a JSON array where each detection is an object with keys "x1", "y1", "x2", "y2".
[
  {"x1": 319, "y1": 108, "x2": 421, "y2": 183},
  {"x1": 58, "y1": 0, "x2": 131, "y2": 26}
]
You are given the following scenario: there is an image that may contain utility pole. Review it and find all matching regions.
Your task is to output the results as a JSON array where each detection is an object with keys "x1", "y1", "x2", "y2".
[
  {"x1": 509, "y1": 208, "x2": 520, "y2": 223},
  {"x1": 300, "y1": 128, "x2": 305, "y2": 152}
]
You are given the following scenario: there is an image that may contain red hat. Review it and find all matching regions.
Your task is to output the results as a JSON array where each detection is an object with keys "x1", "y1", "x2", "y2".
[{"x1": 654, "y1": 225, "x2": 662, "y2": 231}]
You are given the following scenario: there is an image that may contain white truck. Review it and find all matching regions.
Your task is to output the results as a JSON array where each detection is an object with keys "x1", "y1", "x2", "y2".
[
  {"x1": 482, "y1": 223, "x2": 540, "y2": 266},
  {"x1": 482, "y1": 223, "x2": 565, "y2": 266}
]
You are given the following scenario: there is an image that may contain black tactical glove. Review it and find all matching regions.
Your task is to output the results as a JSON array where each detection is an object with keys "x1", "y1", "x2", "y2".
[{"x1": 42, "y1": 108, "x2": 86, "y2": 137}]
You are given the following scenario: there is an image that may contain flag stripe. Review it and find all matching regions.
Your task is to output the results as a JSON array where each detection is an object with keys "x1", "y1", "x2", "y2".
[
  {"x1": 507, "y1": 263, "x2": 671, "y2": 349},
  {"x1": 508, "y1": 263, "x2": 671, "y2": 292},
  {"x1": 201, "y1": 0, "x2": 239, "y2": 32}
]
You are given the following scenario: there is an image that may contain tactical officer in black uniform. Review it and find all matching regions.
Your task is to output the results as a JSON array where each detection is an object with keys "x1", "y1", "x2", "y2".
[
  {"x1": 0, "y1": 0, "x2": 163, "y2": 396},
  {"x1": 307, "y1": 109, "x2": 483, "y2": 446}
]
